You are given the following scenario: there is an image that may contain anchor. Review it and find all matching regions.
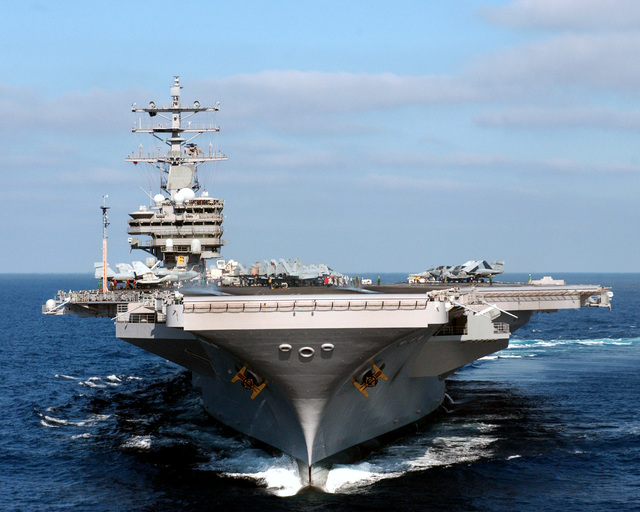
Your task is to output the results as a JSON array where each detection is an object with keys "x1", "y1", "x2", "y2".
[
  {"x1": 352, "y1": 363, "x2": 387, "y2": 398},
  {"x1": 231, "y1": 366, "x2": 267, "y2": 400}
]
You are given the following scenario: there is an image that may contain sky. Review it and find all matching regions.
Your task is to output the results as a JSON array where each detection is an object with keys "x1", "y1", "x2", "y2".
[{"x1": 2, "y1": 0, "x2": 640, "y2": 273}]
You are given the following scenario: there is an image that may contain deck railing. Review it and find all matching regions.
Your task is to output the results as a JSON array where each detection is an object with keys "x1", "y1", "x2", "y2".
[{"x1": 185, "y1": 297, "x2": 432, "y2": 313}]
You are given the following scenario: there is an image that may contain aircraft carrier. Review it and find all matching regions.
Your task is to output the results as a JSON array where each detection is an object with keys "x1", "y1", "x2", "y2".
[{"x1": 43, "y1": 77, "x2": 612, "y2": 486}]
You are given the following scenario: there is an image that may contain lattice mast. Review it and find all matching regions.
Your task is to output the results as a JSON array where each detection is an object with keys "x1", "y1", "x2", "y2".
[{"x1": 125, "y1": 76, "x2": 227, "y2": 197}]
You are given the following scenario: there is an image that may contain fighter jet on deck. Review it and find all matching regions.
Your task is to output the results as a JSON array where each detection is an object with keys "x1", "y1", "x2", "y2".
[
  {"x1": 131, "y1": 260, "x2": 200, "y2": 286},
  {"x1": 212, "y1": 258, "x2": 342, "y2": 287},
  {"x1": 408, "y1": 260, "x2": 504, "y2": 283},
  {"x1": 94, "y1": 262, "x2": 135, "y2": 282},
  {"x1": 94, "y1": 261, "x2": 200, "y2": 287}
]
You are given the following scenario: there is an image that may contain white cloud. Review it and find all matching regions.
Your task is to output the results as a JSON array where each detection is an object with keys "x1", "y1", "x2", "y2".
[
  {"x1": 362, "y1": 173, "x2": 477, "y2": 193},
  {"x1": 535, "y1": 157, "x2": 640, "y2": 175},
  {"x1": 482, "y1": 0, "x2": 640, "y2": 30},
  {"x1": 4, "y1": 43, "x2": 640, "y2": 150},
  {"x1": 201, "y1": 71, "x2": 479, "y2": 116},
  {"x1": 475, "y1": 107, "x2": 640, "y2": 130},
  {"x1": 58, "y1": 167, "x2": 138, "y2": 185},
  {"x1": 0, "y1": 82, "x2": 138, "y2": 135},
  {"x1": 469, "y1": 33, "x2": 640, "y2": 94}
]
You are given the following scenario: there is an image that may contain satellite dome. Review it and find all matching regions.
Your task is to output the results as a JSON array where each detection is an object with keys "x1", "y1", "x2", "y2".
[
  {"x1": 174, "y1": 188, "x2": 194, "y2": 205},
  {"x1": 179, "y1": 188, "x2": 195, "y2": 201},
  {"x1": 45, "y1": 299, "x2": 56, "y2": 311},
  {"x1": 153, "y1": 194, "x2": 164, "y2": 205}
]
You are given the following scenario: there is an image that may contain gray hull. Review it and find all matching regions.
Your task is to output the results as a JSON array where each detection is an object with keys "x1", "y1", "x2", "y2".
[
  {"x1": 115, "y1": 292, "x2": 512, "y2": 468},
  {"x1": 118, "y1": 321, "x2": 450, "y2": 465}
]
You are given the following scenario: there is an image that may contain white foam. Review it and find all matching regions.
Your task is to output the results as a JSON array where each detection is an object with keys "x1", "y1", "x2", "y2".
[
  {"x1": 533, "y1": 341, "x2": 561, "y2": 347},
  {"x1": 42, "y1": 413, "x2": 110, "y2": 428},
  {"x1": 71, "y1": 433, "x2": 92, "y2": 439},
  {"x1": 510, "y1": 337, "x2": 640, "y2": 349},
  {"x1": 43, "y1": 415, "x2": 71, "y2": 426},
  {"x1": 121, "y1": 435, "x2": 152, "y2": 450},
  {"x1": 217, "y1": 455, "x2": 304, "y2": 497},
  {"x1": 240, "y1": 467, "x2": 304, "y2": 497},
  {"x1": 55, "y1": 374, "x2": 77, "y2": 380},
  {"x1": 194, "y1": 424, "x2": 500, "y2": 496},
  {"x1": 408, "y1": 436, "x2": 496, "y2": 470},
  {"x1": 323, "y1": 435, "x2": 497, "y2": 494},
  {"x1": 325, "y1": 463, "x2": 401, "y2": 493},
  {"x1": 78, "y1": 379, "x2": 106, "y2": 389},
  {"x1": 90, "y1": 414, "x2": 111, "y2": 422}
]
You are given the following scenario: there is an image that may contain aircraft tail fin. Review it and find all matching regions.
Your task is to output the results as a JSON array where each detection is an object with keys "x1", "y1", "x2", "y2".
[
  {"x1": 115, "y1": 263, "x2": 134, "y2": 274},
  {"x1": 132, "y1": 260, "x2": 153, "y2": 277},
  {"x1": 279, "y1": 258, "x2": 294, "y2": 274},
  {"x1": 94, "y1": 262, "x2": 114, "y2": 279}
]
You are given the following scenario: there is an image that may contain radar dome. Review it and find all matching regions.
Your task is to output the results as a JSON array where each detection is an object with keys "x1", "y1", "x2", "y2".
[
  {"x1": 174, "y1": 188, "x2": 194, "y2": 205},
  {"x1": 179, "y1": 188, "x2": 195, "y2": 201},
  {"x1": 45, "y1": 299, "x2": 56, "y2": 311},
  {"x1": 153, "y1": 194, "x2": 164, "y2": 205}
]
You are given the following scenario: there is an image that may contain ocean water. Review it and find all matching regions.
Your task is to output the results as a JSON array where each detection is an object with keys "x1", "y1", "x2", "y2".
[{"x1": 1, "y1": 273, "x2": 638, "y2": 511}]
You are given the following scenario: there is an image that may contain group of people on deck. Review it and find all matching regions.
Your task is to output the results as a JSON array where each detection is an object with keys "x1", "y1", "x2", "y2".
[{"x1": 97, "y1": 279, "x2": 137, "y2": 291}]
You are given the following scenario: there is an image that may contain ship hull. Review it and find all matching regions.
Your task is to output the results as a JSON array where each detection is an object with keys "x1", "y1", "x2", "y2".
[
  {"x1": 192, "y1": 327, "x2": 448, "y2": 464},
  {"x1": 101, "y1": 284, "x2": 611, "y2": 483},
  {"x1": 115, "y1": 321, "x2": 450, "y2": 463},
  {"x1": 115, "y1": 293, "x2": 509, "y2": 474}
]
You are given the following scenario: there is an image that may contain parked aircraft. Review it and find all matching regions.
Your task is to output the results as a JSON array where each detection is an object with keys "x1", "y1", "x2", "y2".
[
  {"x1": 443, "y1": 260, "x2": 505, "y2": 282},
  {"x1": 467, "y1": 260, "x2": 504, "y2": 279},
  {"x1": 408, "y1": 260, "x2": 504, "y2": 283},
  {"x1": 211, "y1": 258, "x2": 342, "y2": 287},
  {"x1": 94, "y1": 262, "x2": 135, "y2": 282},
  {"x1": 131, "y1": 260, "x2": 200, "y2": 285},
  {"x1": 95, "y1": 260, "x2": 200, "y2": 287}
]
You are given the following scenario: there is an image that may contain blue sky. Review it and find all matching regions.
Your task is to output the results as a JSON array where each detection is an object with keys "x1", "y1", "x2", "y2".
[{"x1": 2, "y1": 0, "x2": 639, "y2": 273}]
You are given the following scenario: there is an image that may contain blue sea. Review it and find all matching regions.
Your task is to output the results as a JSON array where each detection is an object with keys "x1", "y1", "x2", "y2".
[{"x1": 1, "y1": 273, "x2": 638, "y2": 511}]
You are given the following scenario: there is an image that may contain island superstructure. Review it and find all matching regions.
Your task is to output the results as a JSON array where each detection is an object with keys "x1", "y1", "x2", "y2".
[
  {"x1": 44, "y1": 77, "x2": 612, "y2": 486},
  {"x1": 125, "y1": 76, "x2": 226, "y2": 273}
]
